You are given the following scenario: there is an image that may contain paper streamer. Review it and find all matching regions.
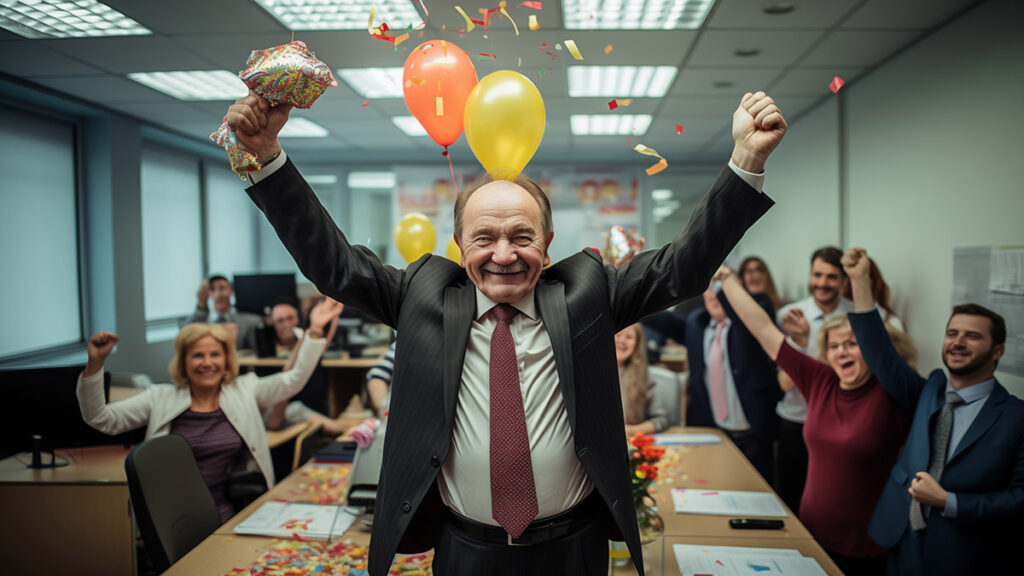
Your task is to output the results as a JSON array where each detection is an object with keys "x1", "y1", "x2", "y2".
[
  {"x1": 564, "y1": 39, "x2": 583, "y2": 60},
  {"x1": 499, "y1": 1, "x2": 519, "y2": 35},
  {"x1": 633, "y1": 143, "x2": 669, "y2": 175},
  {"x1": 455, "y1": 6, "x2": 475, "y2": 31},
  {"x1": 520, "y1": 1, "x2": 543, "y2": 8}
]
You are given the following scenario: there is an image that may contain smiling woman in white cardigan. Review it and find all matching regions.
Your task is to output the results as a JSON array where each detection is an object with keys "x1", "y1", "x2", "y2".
[{"x1": 77, "y1": 298, "x2": 342, "y2": 522}]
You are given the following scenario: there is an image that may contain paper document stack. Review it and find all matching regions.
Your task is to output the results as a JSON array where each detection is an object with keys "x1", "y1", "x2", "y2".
[
  {"x1": 234, "y1": 501, "x2": 357, "y2": 540},
  {"x1": 673, "y1": 544, "x2": 827, "y2": 576},
  {"x1": 671, "y1": 488, "x2": 788, "y2": 517}
]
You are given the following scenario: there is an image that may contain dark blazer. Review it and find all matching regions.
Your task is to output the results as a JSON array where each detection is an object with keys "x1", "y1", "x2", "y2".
[
  {"x1": 849, "y1": 311, "x2": 1024, "y2": 574},
  {"x1": 684, "y1": 292, "x2": 781, "y2": 442},
  {"x1": 247, "y1": 159, "x2": 773, "y2": 576}
]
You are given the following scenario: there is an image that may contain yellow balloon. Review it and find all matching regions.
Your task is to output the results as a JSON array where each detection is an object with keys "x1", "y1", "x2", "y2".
[
  {"x1": 394, "y1": 213, "x2": 436, "y2": 263},
  {"x1": 464, "y1": 70, "x2": 545, "y2": 174},
  {"x1": 446, "y1": 237, "x2": 461, "y2": 265}
]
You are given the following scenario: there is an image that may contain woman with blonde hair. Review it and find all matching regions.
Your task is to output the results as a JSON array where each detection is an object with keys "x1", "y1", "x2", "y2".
[
  {"x1": 715, "y1": 267, "x2": 913, "y2": 576},
  {"x1": 77, "y1": 298, "x2": 343, "y2": 522},
  {"x1": 616, "y1": 323, "x2": 669, "y2": 435}
]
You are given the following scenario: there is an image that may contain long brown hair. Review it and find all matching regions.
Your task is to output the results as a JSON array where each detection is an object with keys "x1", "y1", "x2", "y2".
[
  {"x1": 739, "y1": 256, "x2": 783, "y2": 311},
  {"x1": 618, "y1": 323, "x2": 650, "y2": 425}
]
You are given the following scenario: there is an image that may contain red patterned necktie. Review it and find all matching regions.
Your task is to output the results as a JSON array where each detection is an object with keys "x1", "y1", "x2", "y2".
[{"x1": 489, "y1": 304, "x2": 538, "y2": 539}]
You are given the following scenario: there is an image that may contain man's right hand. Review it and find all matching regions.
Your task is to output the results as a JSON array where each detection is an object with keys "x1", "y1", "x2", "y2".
[
  {"x1": 197, "y1": 279, "x2": 210, "y2": 309},
  {"x1": 781, "y1": 309, "x2": 809, "y2": 348},
  {"x1": 85, "y1": 331, "x2": 120, "y2": 376},
  {"x1": 841, "y1": 248, "x2": 870, "y2": 281},
  {"x1": 225, "y1": 90, "x2": 293, "y2": 161}
]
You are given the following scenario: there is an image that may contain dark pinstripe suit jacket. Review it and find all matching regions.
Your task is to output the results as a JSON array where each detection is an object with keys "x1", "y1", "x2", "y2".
[{"x1": 247, "y1": 159, "x2": 773, "y2": 576}]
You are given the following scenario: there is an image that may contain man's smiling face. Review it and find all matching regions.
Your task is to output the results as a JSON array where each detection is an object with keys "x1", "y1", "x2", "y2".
[{"x1": 458, "y1": 180, "x2": 551, "y2": 304}]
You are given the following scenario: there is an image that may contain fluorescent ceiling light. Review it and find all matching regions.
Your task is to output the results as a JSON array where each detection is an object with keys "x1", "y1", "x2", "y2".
[
  {"x1": 0, "y1": 0, "x2": 151, "y2": 39},
  {"x1": 279, "y1": 118, "x2": 329, "y2": 138},
  {"x1": 306, "y1": 175, "x2": 339, "y2": 185},
  {"x1": 337, "y1": 68, "x2": 404, "y2": 99},
  {"x1": 562, "y1": 0, "x2": 717, "y2": 30},
  {"x1": 392, "y1": 116, "x2": 427, "y2": 137},
  {"x1": 128, "y1": 71, "x2": 248, "y2": 101},
  {"x1": 570, "y1": 114, "x2": 652, "y2": 136},
  {"x1": 651, "y1": 189, "x2": 673, "y2": 201},
  {"x1": 252, "y1": 0, "x2": 421, "y2": 30},
  {"x1": 568, "y1": 66, "x2": 678, "y2": 98},
  {"x1": 348, "y1": 171, "x2": 396, "y2": 189}
]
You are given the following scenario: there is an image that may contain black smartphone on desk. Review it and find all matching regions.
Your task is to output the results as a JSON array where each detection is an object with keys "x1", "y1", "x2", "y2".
[{"x1": 729, "y1": 518, "x2": 784, "y2": 530}]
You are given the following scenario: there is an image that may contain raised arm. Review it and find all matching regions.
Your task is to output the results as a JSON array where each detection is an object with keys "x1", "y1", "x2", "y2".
[
  {"x1": 715, "y1": 267, "x2": 785, "y2": 360},
  {"x1": 843, "y1": 248, "x2": 926, "y2": 411},
  {"x1": 77, "y1": 332, "x2": 153, "y2": 434},
  {"x1": 607, "y1": 92, "x2": 784, "y2": 329}
]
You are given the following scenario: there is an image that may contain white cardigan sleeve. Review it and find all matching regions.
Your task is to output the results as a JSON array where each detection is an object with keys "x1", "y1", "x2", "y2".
[
  {"x1": 245, "y1": 335, "x2": 327, "y2": 409},
  {"x1": 76, "y1": 370, "x2": 155, "y2": 435}
]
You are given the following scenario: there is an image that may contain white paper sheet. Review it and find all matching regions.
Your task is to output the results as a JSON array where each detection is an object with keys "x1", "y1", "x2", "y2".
[
  {"x1": 674, "y1": 544, "x2": 827, "y2": 576},
  {"x1": 653, "y1": 433, "x2": 722, "y2": 446},
  {"x1": 234, "y1": 501, "x2": 357, "y2": 540},
  {"x1": 671, "y1": 488, "x2": 788, "y2": 517}
]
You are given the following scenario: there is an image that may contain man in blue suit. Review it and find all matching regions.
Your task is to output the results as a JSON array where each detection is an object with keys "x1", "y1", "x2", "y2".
[
  {"x1": 684, "y1": 288, "x2": 781, "y2": 482},
  {"x1": 844, "y1": 248, "x2": 1024, "y2": 575}
]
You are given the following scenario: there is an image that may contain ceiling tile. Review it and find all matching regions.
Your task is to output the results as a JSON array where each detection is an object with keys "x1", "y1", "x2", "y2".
[
  {"x1": 105, "y1": 0, "x2": 285, "y2": 35},
  {"x1": 29, "y1": 75, "x2": 170, "y2": 103},
  {"x1": 41, "y1": 36, "x2": 217, "y2": 74},
  {"x1": 687, "y1": 30, "x2": 824, "y2": 67},
  {"x1": 842, "y1": 0, "x2": 980, "y2": 29},
  {"x1": 799, "y1": 29, "x2": 922, "y2": 67},
  {"x1": 770, "y1": 67, "x2": 864, "y2": 95},
  {"x1": 708, "y1": 0, "x2": 860, "y2": 29},
  {"x1": 669, "y1": 67, "x2": 783, "y2": 96},
  {"x1": 0, "y1": 41, "x2": 104, "y2": 76},
  {"x1": 171, "y1": 34, "x2": 302, "y2": 70}
]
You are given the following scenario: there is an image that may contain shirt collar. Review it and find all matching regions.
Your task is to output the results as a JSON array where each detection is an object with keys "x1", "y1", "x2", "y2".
[
  {"x1": 802, "y1": 296, "x2": 853, "y2": 321},
  {"x1": 474, "y1": 287, "x2": 538, "y2": 322},
  {"x1": 945, "y1": 377, "x2": 995, "y2": 405}
]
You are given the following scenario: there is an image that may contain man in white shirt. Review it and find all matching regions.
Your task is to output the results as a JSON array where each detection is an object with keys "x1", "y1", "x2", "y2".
[
  {"x1": 773, "y1": 247, "x2": 853, "y2": 514},
  {"x1": 224, "y1": 91, "x2": 787, "y2": 575}
]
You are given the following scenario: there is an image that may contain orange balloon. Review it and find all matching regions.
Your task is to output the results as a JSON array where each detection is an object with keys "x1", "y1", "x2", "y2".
[{"x1": 403, "y1": 41, "x2": 478, "y2": 147}]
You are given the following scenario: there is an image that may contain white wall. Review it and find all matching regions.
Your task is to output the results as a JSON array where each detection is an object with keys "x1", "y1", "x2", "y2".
[{"x1": 735, "y1": 0, "x2": 1024, "y2": 397}]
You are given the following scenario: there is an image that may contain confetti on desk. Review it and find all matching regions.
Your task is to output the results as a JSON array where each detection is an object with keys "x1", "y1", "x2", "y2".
[
  {"x1": 286, "y1": 465, "x2": 353, "y2": 505},
  {"x1": 224, "y1": 539, "x2": 433, "y2": 576},
  {"x1": 829, "y1": 75, "x2": 845, "y2": 94}
]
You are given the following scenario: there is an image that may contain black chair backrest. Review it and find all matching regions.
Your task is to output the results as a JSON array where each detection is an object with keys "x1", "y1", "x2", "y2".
[{"x1": 124, "y1": 435, "x2": 221, "y2": 572}]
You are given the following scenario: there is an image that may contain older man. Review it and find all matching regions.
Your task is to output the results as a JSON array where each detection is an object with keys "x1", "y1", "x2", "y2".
[
  {"x1": 185, "y1": 274, "x2": 263, "y2": 347},
  {"x1": 225, "y1": 91, "x2": 786, "y2": 575}
]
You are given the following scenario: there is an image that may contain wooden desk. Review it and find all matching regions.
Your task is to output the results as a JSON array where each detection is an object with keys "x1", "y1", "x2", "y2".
[
  {"x1": 0, "y1": 445, "x2": 136, "y2": 576},
  {"x1": 165, "y1": 428, "x2": 841, "y2": 575},
  {"x1": 653, "y1": 428, "x2": 810, "y2": 540},
  {"x1": 658, "y1": 345, "x2": 688, "y2": 373}
]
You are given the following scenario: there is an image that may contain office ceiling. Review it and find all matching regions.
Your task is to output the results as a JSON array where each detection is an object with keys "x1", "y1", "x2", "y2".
[{"x1": 0, "y1": 0, "x2": 981, "y2": 165}]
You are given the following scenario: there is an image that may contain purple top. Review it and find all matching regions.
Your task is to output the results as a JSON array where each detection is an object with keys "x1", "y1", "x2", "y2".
[{"x1": 171, "y1": 408, "x2": 245, "y2": 523}]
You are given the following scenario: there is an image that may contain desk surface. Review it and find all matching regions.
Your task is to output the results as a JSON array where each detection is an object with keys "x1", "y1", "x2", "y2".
[
  {"x1": 167, "y1": 426, "x2": 841, "y2": 575},
  {"x1": 0, "y1": 444, "x2": 131, "y2": 485}
]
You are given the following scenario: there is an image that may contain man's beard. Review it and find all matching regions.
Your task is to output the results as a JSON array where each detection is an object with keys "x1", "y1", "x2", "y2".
[{"x1": 944, "y1": 346, "x2": 996, "y2": 376}]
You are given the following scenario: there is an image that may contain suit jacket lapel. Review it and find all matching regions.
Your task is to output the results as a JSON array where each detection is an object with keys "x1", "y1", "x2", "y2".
[
  {"x1": 443, "y1": 283, "x2": 476, "y2": 426},
  {"x1": 535, "y1": 281, "x2": 576, "y2": 429},
  {"x1": 948, "y1": 383, "x2": 1007, "y2": 465}
]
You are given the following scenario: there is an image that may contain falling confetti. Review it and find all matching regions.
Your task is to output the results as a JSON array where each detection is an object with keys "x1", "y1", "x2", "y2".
[
  {"x1": 436, "y1": 96, "x2": 444, "y2": 116},
  {"x1": 361, "y1": 100, "x2": 369, "y2": 107},
  {"x1": 564, "y1": 39, "x2": 583, "y2": 60},
  {"x1": 675, "y1": 124, "x2": 684, "y2": 134},
  {"x1": 604, "y1": 44, "x2": 613, "y2": 54},
  {"x1": 519, "y1": 1, "x2": 543, "y2": 8},
  {"x1": 633, "y1": 143, "x2": 668, "y2": 175},
  {"x1": 454, "y1": 6, "x2": 475, "y2": 31},
  {"x1": 529, "y1": 14, "x2": 539, "y2": 30},
  {"x1": 608, "y1": 99, "x2": 618, "y2": 111},
  {"x1": 498, "y1": 1, "x2": 519, "y2": 35},
  {"x1": 829, "y1": 75, "x2": 845, "y2": 93}
]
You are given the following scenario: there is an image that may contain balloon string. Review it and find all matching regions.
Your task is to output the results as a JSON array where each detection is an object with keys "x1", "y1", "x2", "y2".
[{"x1": 443, "y1": 147, "x2": 460, "y2": 197}]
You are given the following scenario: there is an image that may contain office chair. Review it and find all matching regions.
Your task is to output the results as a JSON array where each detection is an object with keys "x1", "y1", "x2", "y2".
[
  {"x1": 649, "y1": 365, "x2": 685, "y2": 428},
  {"x1": 124, "y1": 435, "x2": 221, "y2": 573}
]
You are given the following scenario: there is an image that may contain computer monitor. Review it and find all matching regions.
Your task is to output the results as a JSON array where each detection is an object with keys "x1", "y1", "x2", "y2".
[
  {"x1": 0, "y1": 366, "x2": 145, "y2": 459},
  {"x1": 232, "y1": 273, "x2": 297, "y2": 316}
]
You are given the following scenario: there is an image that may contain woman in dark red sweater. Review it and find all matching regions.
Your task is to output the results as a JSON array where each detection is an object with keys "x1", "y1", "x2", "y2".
[{"x1": 715, "y1": 266, "x2": 913, "y2": 576}]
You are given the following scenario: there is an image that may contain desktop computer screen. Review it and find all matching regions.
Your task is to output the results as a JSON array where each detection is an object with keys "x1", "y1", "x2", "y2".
[{"x1": 232, "y1": 273, "x2": 297, "y2": 316}]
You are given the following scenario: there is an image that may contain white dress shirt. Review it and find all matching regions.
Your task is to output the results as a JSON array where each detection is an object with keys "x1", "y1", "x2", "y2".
[{"x1": 437, "y1": 288, "x2": 593, "y2": 525}]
